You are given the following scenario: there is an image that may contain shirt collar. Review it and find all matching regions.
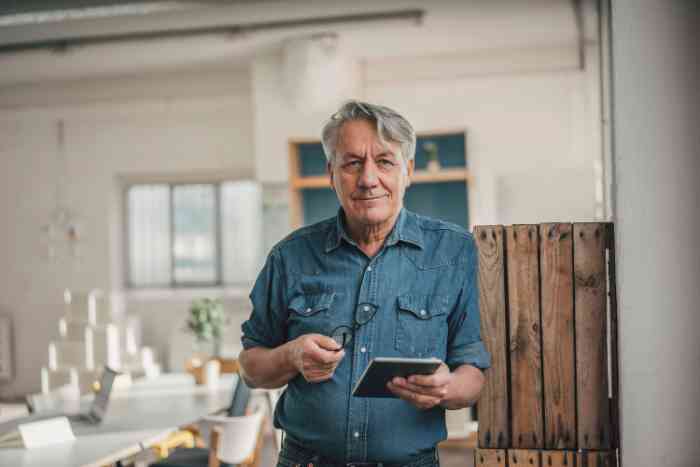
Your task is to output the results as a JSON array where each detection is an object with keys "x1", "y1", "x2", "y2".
[{"x1": 324, "y1": 207, "x2": 424, "y2": 253}]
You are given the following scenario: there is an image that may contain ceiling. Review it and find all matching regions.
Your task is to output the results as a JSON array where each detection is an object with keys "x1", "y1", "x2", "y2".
[{"x1": 0, "y1": 0, "x2": 584, "y2": 87}]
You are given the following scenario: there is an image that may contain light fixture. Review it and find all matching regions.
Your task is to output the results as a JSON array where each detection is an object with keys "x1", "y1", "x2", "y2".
[{"x1": 40, "y1": 119, "x2": 83, "y2": 262}]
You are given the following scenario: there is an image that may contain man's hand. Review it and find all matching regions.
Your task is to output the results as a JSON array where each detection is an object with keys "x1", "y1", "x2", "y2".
[
  {"x1": 387, "y1": 362, "x2": 452, "y2": 410},
  {"x1": 288, "y1": 334, "x2": 345, "y2": 383}
]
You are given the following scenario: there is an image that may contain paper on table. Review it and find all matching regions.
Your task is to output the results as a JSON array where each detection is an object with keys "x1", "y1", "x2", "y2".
[{"x1": 18, "y1": 416, "x2": 75, "y2": 449}]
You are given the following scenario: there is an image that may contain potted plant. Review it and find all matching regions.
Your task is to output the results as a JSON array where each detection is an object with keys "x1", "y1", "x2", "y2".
[
  {"x1": 185, "y1": 298, "x2": 227, "y2": 359},
  {"x1": 423, "y1": 141, "x2": 441, "y2": 173}
]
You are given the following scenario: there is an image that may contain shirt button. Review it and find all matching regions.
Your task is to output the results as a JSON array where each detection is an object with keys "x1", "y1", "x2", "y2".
[
  {"x1": 363, "y1": 305, "x2": 370, "y2": 312},
  {"x1": 353, "y1": 431, "x2": 360, "y2": 438},
  {"x1": 367, "y1": 266, "x2": 372, "y2": 272},
  {"x1": 306, "y1": 307, "x2": 312, "y2": 313},
  {"x1": 360, "y1": 346, "x2": 367, "y2": 353},
  {"x1": 420, "y1": 309, "x2": 427, "y2": 316}
]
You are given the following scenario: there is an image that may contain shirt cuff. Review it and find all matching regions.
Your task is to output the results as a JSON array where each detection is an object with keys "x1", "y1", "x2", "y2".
[
  {"x1": 446, "y1": 340, "x2": 491, "y2": 371},
  {"x1": 241, "y1": 335, "x2": 270, "y2": 350}
]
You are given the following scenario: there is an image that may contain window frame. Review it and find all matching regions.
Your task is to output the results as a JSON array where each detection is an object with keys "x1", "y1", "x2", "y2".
[{"x1": 123, "y1": 180, "x2": 225, "y2": 289}]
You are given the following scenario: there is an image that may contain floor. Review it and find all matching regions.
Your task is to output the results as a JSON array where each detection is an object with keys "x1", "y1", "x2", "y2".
[{"x1": 257, "y1": 433, "x2": 476, "y2": 467}]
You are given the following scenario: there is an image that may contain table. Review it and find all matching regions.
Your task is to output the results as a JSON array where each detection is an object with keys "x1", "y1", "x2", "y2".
[{"x1": 0, "y1": 373, "x2": 236, "y2": 467}]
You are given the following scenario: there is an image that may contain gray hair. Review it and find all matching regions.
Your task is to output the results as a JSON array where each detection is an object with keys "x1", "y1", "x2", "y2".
[{"x1": 321, "y1": 100, "x2": 416, "y2": 168}]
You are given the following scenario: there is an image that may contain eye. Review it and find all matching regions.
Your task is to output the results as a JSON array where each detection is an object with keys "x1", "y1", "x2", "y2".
[
  {"x1": 377, "y1": 159, "x2": 395, "y2": 167},
  {"x1": 346, "y1": 160, "x2": 362, "y2": 168}
]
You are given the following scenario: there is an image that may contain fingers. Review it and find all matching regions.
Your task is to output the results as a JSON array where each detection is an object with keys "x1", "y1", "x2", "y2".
[
  {"x1": 407, "y1": 362, "x2": 450, "y2": 387},
  {"x1": 315, "y1": 334, "x2": 344, "y2": 352},
  {"x1": 387, "y1": 381, "x2": 442, "y2": 410},
  {"x1": 391, "y1": 377, "x2": 448, "y2": 399},
  {"x1": 293, "y1": 334, "x2": 346, "y2": 383},
  {"x1": 387, "y1": 363, "x2": 452, "y2": 409}
]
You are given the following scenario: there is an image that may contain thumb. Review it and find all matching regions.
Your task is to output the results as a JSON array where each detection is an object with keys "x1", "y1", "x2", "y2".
[{"x1": 314, "y1": 334, "x2": 343, "y2": 351}]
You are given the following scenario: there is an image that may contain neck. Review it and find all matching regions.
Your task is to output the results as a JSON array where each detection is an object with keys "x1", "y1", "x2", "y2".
[{"x1": 344, "y1": 210, "x2": 401, "y2": 257}]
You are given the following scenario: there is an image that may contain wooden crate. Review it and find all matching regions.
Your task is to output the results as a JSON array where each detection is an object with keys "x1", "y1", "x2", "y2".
[
  {"x1": 475, "y1": 449, "x2": 616, "y2": 467},
  {"x1": 474, "y1": 223, "x2": 619, "y2": 461}
]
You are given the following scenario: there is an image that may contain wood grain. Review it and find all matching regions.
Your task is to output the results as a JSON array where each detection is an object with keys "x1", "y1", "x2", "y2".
[
  {"x1": 474, "y1": 449, "x2": 507, "y2": 467},
  {"x1": 606, "y1": 223, "x2": 620, "y2": 450},
  {"x1": 506, "y1": 225, "x2": 543, "y2": 449},
  {"x1": 509, "y1": 449, "x2": 541, "y2": 467},
  {"x1": 539, "y1": 223, "x2": 576, "y2": 449},
  {"x1": 540, "y1": 450, "x2": 576, "y2": 467},
  {"x1": 576, "y1": 450, "x2": 617, "y2": 467},
  {"x1": 475, "y1": 225, "x2": 509, "y2": 448},
  {"x1": 574, "y1": 223, "x2": 611, "y2": 449}
]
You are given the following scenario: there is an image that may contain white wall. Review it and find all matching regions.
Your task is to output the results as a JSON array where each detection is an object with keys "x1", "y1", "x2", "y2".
[
  {"x1": 611, "y1": 1, "x2": 700, "y2": 466},
  {"x1": 0, "y1": 69, "x2": 255, "y2": 397},
  {"x1": 365, "y1": 46, "x2": 601, "y2": 226}
]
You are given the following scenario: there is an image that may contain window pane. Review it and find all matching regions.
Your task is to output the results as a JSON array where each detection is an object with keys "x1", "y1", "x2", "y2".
[
  {"x1": 172, "y1": 184, "x2": 217, "y2": 284},
  {"x1": 221, "y1": 181, "x2": 262, "y2": 284},
  {"x1": 128, "y1": 185, "x2": 171, "y2": 286}
]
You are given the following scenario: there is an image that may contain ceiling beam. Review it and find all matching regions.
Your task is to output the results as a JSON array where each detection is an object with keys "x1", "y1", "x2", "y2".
[{"x1": 0, "y1": 8, "x2": 423, "y2": 54}]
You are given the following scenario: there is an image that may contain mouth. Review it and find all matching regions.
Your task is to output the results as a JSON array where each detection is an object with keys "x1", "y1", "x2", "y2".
[{"x1": 353, "y1": 194, "x2": 388, "y2": 201}]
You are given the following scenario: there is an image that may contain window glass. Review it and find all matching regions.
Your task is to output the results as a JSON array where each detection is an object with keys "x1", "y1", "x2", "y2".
[
  {"x1": 128, "y1": 185, "x2": 171, "y2": 286},
  {"x1": 172, "y1": 184, "x2": 217, "y2": 284}
]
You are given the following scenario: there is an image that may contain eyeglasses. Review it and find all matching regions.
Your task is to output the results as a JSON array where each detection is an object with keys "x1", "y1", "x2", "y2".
[{"x1": 330, "y1": 303, "x2": 378, "y2": 350}]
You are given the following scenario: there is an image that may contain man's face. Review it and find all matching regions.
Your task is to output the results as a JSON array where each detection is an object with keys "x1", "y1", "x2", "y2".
[{"x1": 329, "y1": 119, "x2": 413, "y2": 229}]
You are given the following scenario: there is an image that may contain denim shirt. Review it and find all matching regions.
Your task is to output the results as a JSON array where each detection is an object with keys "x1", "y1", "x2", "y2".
[{"x1": 241, "y1": 208, "x2": 490, "y2": 463}]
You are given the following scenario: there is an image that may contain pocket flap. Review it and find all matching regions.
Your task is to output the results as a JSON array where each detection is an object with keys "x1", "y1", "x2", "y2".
[
  {"x1": 288, "y1": 292, "x2": 336, "y2": 317},
  {"x1": 397, "y1": 294, "x2": 448, "y2": 319}
]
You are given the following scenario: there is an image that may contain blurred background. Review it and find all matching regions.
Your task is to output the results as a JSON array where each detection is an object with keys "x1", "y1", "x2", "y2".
[
  {"x1": 0, "y1": 0, "x2": 610, "y2": 398},
  {"x1": 1, "y1": 1, "x2": 699, "y2": 465}
]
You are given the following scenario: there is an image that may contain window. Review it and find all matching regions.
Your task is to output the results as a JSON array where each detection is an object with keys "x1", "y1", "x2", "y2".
[{"x1": 126, "y1": 180, "x2": 262, "y2": 288}]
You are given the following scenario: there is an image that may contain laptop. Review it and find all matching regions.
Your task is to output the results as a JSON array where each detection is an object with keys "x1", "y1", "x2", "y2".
[{"x1": 0, "y1": 366, "x2": 118, "y2": 437}]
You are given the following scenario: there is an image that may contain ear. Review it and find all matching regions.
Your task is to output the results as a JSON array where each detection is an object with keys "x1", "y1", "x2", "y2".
[
  {"x1": 405, "y1": 159, "x2": 415, "y2": 187},
  {"x1": 327, "y1": 161, "x2": 336, "y2": 191}
]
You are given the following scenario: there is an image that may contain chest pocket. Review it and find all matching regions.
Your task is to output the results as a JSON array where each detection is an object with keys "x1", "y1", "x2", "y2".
[
  {"x1": 286, "y1": 292, "x2": 336, "y2": 340},
  {"x1": 395, "y1": 294, "x2": 449, "y2": 358}
]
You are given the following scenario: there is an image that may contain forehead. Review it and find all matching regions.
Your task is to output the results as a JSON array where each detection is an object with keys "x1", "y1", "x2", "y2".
[{"x1": 336, "y1": 119, "x2": 398, "y2": 156}]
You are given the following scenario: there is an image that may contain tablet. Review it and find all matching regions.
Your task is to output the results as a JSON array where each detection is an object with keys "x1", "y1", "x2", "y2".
[{"x1": 352, "y1": 357, "x2": 442, "y2": 398}]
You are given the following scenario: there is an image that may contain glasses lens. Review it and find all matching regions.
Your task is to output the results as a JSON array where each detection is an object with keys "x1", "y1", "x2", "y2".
[
  {"x1": 355, "y1": 304, "x2": 377, "y2": 325},
  {"x1": 330, "y1": 325, "x2": 354, "y2": 349}
]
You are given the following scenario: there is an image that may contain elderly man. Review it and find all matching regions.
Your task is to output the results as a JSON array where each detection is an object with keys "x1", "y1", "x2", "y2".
[{"x1": 239, "y1": 101, "x2": 490, "y2": 467}]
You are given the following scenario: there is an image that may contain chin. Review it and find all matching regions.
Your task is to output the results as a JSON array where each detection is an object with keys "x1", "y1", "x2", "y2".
[{"x1": 358, "y1": 208, "x2": 395, "y2": 226}]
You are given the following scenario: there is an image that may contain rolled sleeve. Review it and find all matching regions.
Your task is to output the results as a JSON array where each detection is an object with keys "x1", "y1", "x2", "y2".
[
  {"x1": 240, "y1": 248, "x2": 288, "y2": 350},
  {"x1": 446, "y1": 235, "x2": 492, "y2": 371}
]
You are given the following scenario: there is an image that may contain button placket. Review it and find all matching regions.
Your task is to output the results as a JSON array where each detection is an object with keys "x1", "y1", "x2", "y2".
[{"x1": 347, "y1": 261, "x2": 373, "y2": 460}]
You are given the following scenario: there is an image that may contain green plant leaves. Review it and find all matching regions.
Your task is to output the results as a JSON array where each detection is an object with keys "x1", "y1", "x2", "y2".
[{"x1": 184, "y1": 297, "x2": 227, "y2": 342}]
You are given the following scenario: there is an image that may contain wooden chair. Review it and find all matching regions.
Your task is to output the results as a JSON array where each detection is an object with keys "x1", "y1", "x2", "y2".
[
  {"x1": 206, "y1": 409, "x2": 266, "y2": 467},
  {"x1": 473, "y1": 223, "x2": 620, "y2": 467}
]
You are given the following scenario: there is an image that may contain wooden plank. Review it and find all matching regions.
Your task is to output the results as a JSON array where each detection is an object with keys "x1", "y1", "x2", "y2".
[
  {"x1": 439, "y1": 431, "x2": 477, "y2": 450},
  {"x1": 508, "y1": 449, "x2": 541, "y2": 467},
  {"x1": 474, "y1": 449, "x2": 507, "y2": 467},
  {"x1": 288, "y1": 142, "x2": 303, "y2": 229},
  {"x1": 539, "y1": 223, "x2": 576, "y2": 449},
  {"x1": 576, "y1": 450, "x2": 617, "y2": 467},
  {"x1": 606, "y1": 223, "x2": 620, "y2": 450},
  {"x1": 506, "y1": 225, "x2": 543, "y2": 449},
  {"x1": 474, "y1": 225, "x2": 509, "y2": 449},
  {"x1": 541, "y1": 450, "x2": 576, "y2": 467},
  {"x1": 574, "y1": 223, "x2": 611, "y2": 449}
]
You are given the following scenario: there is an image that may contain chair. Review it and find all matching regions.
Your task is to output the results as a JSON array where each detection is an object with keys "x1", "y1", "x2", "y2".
[
  {"x1": 150, "y1": 378, "x2": 266, "y2": 467},
  {"x1": 205, "y1": 409, "x2": 265, "y2": 467}
]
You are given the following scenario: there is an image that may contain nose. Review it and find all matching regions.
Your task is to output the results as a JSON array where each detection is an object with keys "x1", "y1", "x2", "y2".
[{"x1": 358, "y1": 159, "x2": 379, "y2": 189}]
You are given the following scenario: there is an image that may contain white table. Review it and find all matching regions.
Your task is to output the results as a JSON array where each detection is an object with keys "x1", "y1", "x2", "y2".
[{"x1": 0, "y1": 373, "x2": 236, "y2": 467}]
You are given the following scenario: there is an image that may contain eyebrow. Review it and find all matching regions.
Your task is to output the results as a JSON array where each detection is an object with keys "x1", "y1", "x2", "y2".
[{"x1": 341, "y1": 151, "x2": 396, "y2": 160}]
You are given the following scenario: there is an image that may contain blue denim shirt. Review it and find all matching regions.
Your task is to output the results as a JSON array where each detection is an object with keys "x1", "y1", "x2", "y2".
[{"x1": 241, "y1": 208, "x2": 490, "y2": 463}]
